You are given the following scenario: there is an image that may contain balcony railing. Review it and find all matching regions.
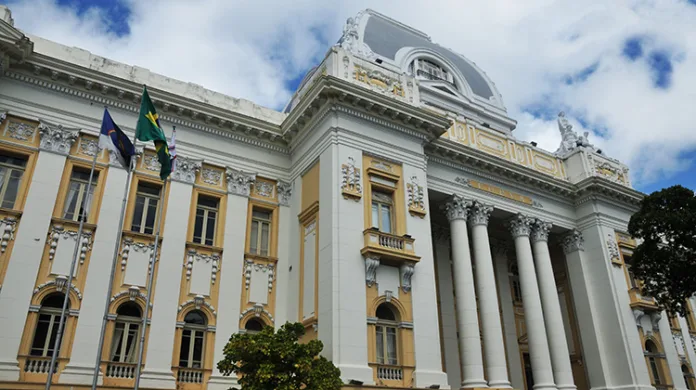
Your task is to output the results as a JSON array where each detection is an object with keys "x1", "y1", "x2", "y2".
[
  {"x1": 105, "y1": 362, "x2": 136, "y2": 379},
  {"x1": 377, "y1": 365, "x2": 403, "y2": 381},
  {"x1": 177, "y1": 367, "x2": 204, "y2": 384},
  {"x1": 361, "y1": 228, "x2": 420, "y2": 265},
  {"x1": 24, "y1": 357, "x2": 55, "y2": 373}
]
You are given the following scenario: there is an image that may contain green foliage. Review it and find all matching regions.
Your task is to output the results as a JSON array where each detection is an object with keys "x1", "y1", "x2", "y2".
[
  {"x1": 628, "y1": 185, "x2": 696, "y2": 316},
  {"x1": 217, "y1": 322, "x2": 342, "y2": 390}
]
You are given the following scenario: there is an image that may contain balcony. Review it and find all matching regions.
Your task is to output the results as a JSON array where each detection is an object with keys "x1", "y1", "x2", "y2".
[
  {"x1": 23, "y1": 356, "x2": 55, "y2": 374},
  {"x1": 369, "y1": 363, "x2": 413, "y2": 387},
  {"x1": 176, "y1": 367, "x2": 205, "y2": 384},
  {"x1": 361, "y1": 228, "x2": 420, "y2": 266},
  {"x1": 104, "y1": 362, "x2": 136, "y2": 379}
]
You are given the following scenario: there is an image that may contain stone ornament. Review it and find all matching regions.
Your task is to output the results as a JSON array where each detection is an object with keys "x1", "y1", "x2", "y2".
[
  {"x1": 243, "y1": 259, "x2": 275, "y2": 293},
  {"x1": 338, "y1": 10, "x2": 375, "y2": 60},
  {"x1": 6, "y1": 121, "x2": 37, "y2": 141},
  {"x1": 38, "y1": 121, "x2": 79, "y2": 155},
  {"x1": 0, "y1": 216, "x2": 16, "y2": 253},
  {"x1": 254, "y1": 180, "x2": 275, "y2": 198},
  {"x1": 46, "y1": 224, "x2": 93, "y2": 264},
  {"x1": 531, "y1": 219, "x2": 553, "y2": 243},
  {"x1": 561, "y1": 230, "x2": 584, "y2": 254},
  {"x1": 508, "y1": 214, "x2": 534, "y2": 238},
  {"x1": 443, "y1": 194, "x2": 470, "y2": 222},
  {"x1": 365, "y1": 256, "x2": 380, "y2": 287},
  {"x1": 555, "y1": 111, "x2": 595, "y2": 156},
  {"x1": 691, "y1": 334, "x2": 696, "y2": 356},
  {"x1": 201, "y1": 167, "x2": 223, "y2": 187},
  {"x1": 78, "y1": 138, "x2": 101, "y2": 157},
  {"x1": 354, "y1": 65, "x2": 405, "y2": 98},
  {"x1": 239, "y1": 303, "x2": 274, "y2": 323},
  {"x1": 120, "y1": 238, "x2": 155, "y2": 271},
  {"x1": 341, "y1": 157, "x2": 362, "y2": 201},
  {"x1": 650, "y1": 312, "x2": 662, "y2": 332},
  {"x1": 179, "y1": 297, "x2": 217, "y2": 316},
  {"x1": 185, "y1": 249, "x2": 221, "y2": 284},
  {"x1": 407, "y1": 176, "x2": 426, "y2": 218},
  {"x1": 0, "y1": 112, "x2": 6, "y2": 123},
  {"x1": 673, "y1": 331, "x2": 686, "y2": 356},
  {"x1": 171, "y1": 156, "x2": 202, "y2": 184},
  {"x1": 400, "y1": 262, "x2": 415, "y2": 293},
  {"x1": 110, "y1": 288, "x2": 149, "y2": 306},
  {"x1": 34, "y1": 279, "x2": 83, "y2": 300},
  {"x1": 588, "y1": 154, "x2": 630, "y2": 186},
  {"x1": 277, "y1": 180, "x2": 292, "y2": 206},
  {"x1": 469, "y1": 201, "x2": 493, "y2": 226},
  {"x1": 226, "y1": 168, "x2": 256, "y2": 196},
  {"x1": 143, "y1": 154, "x2": 161, "y2": 172},
  {"x1": 606, "y1": 234, "x2": 621, "y2": 265}
]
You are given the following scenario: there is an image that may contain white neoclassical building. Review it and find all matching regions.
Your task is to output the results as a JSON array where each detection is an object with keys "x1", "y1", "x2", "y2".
[{"x1": 0, "y1": 6, "x2": 694, "y2": 390}]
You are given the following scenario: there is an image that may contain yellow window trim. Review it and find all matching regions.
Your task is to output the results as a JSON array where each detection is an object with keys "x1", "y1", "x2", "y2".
[
  {"x1": 125, "y1": 174, "x2": 170, "y2": 236},
  {"x1": 186, "y1": 188, "x2": 227, "y2": 248},
  {"x1": 298, "y1": 203, "x2": 319, "y2": 323},
  {"x1": 53, "y1": 158, "x2": 108, "y2": 225},
  {"x1": 362, "y1": 155, "x2": 406, "y2": 236}
]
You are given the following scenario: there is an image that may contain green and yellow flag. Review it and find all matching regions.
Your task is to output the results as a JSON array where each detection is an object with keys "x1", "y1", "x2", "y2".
[{"x1": 136, "y1": 86, "x2": 171, "y2": 180}]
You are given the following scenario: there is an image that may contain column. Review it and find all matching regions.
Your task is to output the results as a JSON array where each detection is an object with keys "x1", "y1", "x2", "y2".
[
  {"x1": 0, "y1": 123, "x2": 78, "y2": 380},
  {"x1": 444, "y1": 195, "x2": 487, "y2": 388},
  {"x1": 139, "y1": 157, "x2": 200, "y2": 389},
  {"x1": 60, "y1": 156, "x2": 129, "y2": 384},
  {"x1": 207, "y1": 169, "x2": 254, "y2": 390},
  {"x1": 531, "y1": 220, "x2": 576, "y2": 390},
  {"x1": 508, "y1": 214, "x2": 556, "y2": 390},
  {"x1": 469, "y1": 202, "x2": 511, "y2": 388}
]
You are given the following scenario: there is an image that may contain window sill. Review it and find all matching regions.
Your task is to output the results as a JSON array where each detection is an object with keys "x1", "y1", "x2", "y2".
[
  {"x1": 51, "y1": 217, "x2": 97, "y2": 230},
  {"x1": 0, "y1": 207, "x2": 22, "y2": 218},
  {"x1": 187, "y1": 241, "x2": 223, "y2": 253},
  {"x1": 124, "y1": 230, "x2": 164, "y2": 241},
  {"x1": 244, "y1": 253, "x2": 278, "y2": 263}
]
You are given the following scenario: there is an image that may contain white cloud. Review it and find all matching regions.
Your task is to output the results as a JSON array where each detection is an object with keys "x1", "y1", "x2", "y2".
[{"x1": 6, "y1": 0, "x2": 696, "y2": 188}]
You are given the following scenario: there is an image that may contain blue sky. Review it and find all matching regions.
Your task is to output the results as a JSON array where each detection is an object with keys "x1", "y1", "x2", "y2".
[{"x1": 6, "y1": 0, "x2": 696, "y2": 194}]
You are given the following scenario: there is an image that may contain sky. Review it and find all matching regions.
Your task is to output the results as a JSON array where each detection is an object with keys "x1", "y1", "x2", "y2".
[{"x1": 4, "y1": 0, "x2": 696, "y2": 193}]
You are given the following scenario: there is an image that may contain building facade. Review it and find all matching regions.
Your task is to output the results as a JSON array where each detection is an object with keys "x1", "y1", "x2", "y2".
[{"x1": 0, "y1": 6, "x2": 695, "y2": 390}]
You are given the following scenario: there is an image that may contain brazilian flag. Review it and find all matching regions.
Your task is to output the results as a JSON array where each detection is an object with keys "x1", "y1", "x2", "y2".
[{"x1": 136, "y1": 86, "x2": 172, "y2": 180}]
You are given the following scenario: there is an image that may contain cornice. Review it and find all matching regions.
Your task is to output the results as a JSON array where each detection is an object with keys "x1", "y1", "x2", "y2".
[
  {"x1": 283, "y1": 75, "x2": 451, "y2": 144},
  {"x1": 574, "y1": 176, "x2": 643, "y2": 208}
]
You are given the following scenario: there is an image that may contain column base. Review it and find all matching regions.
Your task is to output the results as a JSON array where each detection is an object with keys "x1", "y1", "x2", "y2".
[
  {"x1": 337, "y1": 363, "x2": 375, "y2": 386},
  {"x1": 139, "y1": 369, "x2": 177, "y2": 389},
  {"x1": 0, "y1": 360, "x2": 20, "y2": 381},
  {"x1": 207, "y1": 374, "x2": 239, "y2": 390},
  {"x1": 462, "y1": 379, "x2": 490, "y2": 388},
  {"x1": 59, "y1": 363, "x2": 103, "y2": 385},
  {"x1": 532, "y1": 382, "x2": 558, "y2": 390},
  {"x1": 590, "y1": 386, "x2": 655, "y2": 390},
  {"x1": 557, "y1": 384, "x2": 577, "y2": 390},
  {"x1": 413, "y1": 369, "x2": 451, "y2": 389},
  {"x1": 488, "y1": 381, "x2": 513, "y2": 389}
]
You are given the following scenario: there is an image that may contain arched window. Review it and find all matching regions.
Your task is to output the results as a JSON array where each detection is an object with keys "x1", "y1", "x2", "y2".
[
  {"x1": 375, "y1": 303, "x2": 399, "y2": 365},
  {"x1": 244, "y1": 318, "x2": 265, "y2": 334},
  {"x1": 683, "y1": 364, "x2": 696, "y2": 390},
  {"x1": 30, "y1": 293, "x2": 66, "y2": 357},
  {"x1": 110, "y1": 302, "x2": 142, "y2": 363},
  {"x1": 179, "y1": 310, "x2": 207, "y2": 369},
  {"x1": 411, "y1": 58, "x2": 454, "y2": 85},
  {"x1": 645, "y1": 340, "x2": 664, "y2": 385}
]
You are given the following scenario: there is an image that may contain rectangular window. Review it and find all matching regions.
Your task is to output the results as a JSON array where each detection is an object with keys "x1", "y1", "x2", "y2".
[
  {"x1": 371, "y1": 190, "x2": 393, "y2": 233},
  {"x1": 249, "y1": 209, "x2": 271, "y2": 256},
  {"x1": 30, "y1": 313, "x2": 60, "y2": 357},
  {"x1": 179, "y1": 329, "x2": 205, "y2": 368},
  {"x1": 63, "y1": 169, "x2": 99, "y2": 222},
  {"x1": 193, "y1": 195, "x2": 219, "y2": 246},
  {"x1": 0, "y1": 153, "x2": 27, "y2": 209},
  {"x1": 131, "y1": 182, "x2": 161, "y2": 235},
  {"x1": 110, "y1": 321, "x2": 139, "y2": 363},
  {"x1": 375, "y1": 325, "x2": 398, "y2": 365}
]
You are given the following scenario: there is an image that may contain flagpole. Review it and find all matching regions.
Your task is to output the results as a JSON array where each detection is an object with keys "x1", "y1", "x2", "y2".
[
  {"x1": 90, "y1": 141, "x2": 136, "y2": 390},
  {"x1": 45, "y1": 144, "x2": 101, "y2": 390},
  {"x1": 133, "y1": 175, "x2": 167, "y2": 390}
]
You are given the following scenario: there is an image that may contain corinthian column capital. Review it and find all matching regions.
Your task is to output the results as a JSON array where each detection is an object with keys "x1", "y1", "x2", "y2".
[
  {"x1": 508, "y1": 214, "x2": 534, "y2": 238},
  {"x1": 469, "y1": 201, "x2": 494, "y2": 227},
  {"x1": 561, "y1": 230, "x2": 584, "y2": 254},
  {"x1": 531, "y1": 219, "x2": 553, "y2": 243},
  {"x1": 443, "y1": 194, "x2": 471, "y2": 222}
]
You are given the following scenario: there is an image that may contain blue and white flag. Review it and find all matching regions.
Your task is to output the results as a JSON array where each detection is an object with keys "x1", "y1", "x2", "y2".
[{"x1": 99, "y1": 108, "x2": 136, "y2": 169}]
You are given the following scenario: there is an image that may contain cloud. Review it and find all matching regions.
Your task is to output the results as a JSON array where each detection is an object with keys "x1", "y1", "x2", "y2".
[{"x1": 5, "y1": 0, "x2": 696, "y2": 191}]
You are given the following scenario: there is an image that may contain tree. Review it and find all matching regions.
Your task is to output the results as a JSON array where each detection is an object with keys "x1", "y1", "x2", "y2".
[
  {"x1": 217, "y1": 322, "x2": 342, "y2": 390},
  {"x1": 628, "y1": 185, "x2": 696, "y2": 316}
]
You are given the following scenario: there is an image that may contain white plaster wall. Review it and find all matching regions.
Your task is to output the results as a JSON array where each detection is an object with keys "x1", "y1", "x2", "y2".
[
  {"x1": 190, "y1": 257, "x2": 213, "y2": 297},
  {"x1": 376, "y1": 265, "x2": 400, "y2": 300},
  {"x1": 60, "y1": 164, "x2": 129, "y2": 384},
  {"x1": 49, "y1": 236, "x2": 80, "y2": 277},
  {"x1": 403, "y1": 163, "x2": 449, "y2": 388},
  {"x1": 0, "y1": 150, "x2": 67, "y2": 380},
  {"x1": 274, "y1": 204, "x2": 291, "y2": 327},
  {"x1": 139, "y1": 180, "x2": 192, "y2": 388},
  {"x1": 123, "y1": 246, "x2": 150, "y2": 287},
  {"x1": 286, "y1": 175, "x2": 302, "y2": 324},
  {"x1": 494, "y1": 248, "x2": 525, "y2": 390},
  {"x1": 249, "y1": 266, "x2": 270, "y2": 305},
  {"x1": 208, "y1": 193, "x2": 248, "y2": 389}
]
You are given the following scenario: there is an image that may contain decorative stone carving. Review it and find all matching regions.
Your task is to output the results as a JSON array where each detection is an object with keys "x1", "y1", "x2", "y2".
[
  {"x1": 365, "y1": 256, "x2": 380, "y2": 287},
  {"x1": 170, "y1": 156, "x2": 201, "y2": 184},
  {"x1": 561, "y1": 230, "x2": 584, "y2": 254},
  {"x1": 226, "y1": 168, "x2": 256, "y2": 196},
  {"x1": 454, "y1": 176, "x2": 470, "y2": 187},
  {"x1": 354, "y1": 65, "x2": 404, "y2": 98},
  {"x1": 555, "y1": 111, "x2": 595, "y2": 155},
  {"x1": 588, "y1": 154, "x2": 630, "y2": 186},
  {"x1": 443, "y1": 195, "x2": 470, "y2": 222},
  {"x1": 78, "y1": 138, "x2": 100, "y2": 157},
  {"x1": 338, "y1": 10, "x2": 375, "y2": 60},
  {"x1": 0, "y1": 112, "x2": 6, "y2": 123},
  {"x1": 341, "y1": 157, "x2": 362, "y2": 201},
  {"x1": 508, "y1": 214, "x2": 534, "y2": 238},
  {"x1": 650, "y1": 312, "x2": 662, "y2": 332},
  {"x1": 179, "y1": 297, "x2": 217, "y2": 316},
  {"x1": 127, "y1": 285, "x2": 140, "y2": 301},
  {"x1": 691, "y1": 334, "x2": 696, "y2": 356},
  {"x1": 6, "y1": 121, "x2": 36, "y2": 141},
  {"x1": 38, "y1": 122, "x2": 79, "y2": 154},
  {"x1": 385, "y1": 290, "x2": 393, "y2": 303},
  {"x1": 606, "y1": 234, "x2": 621, "y2": 265},
  {"x1": 54, "y1": 275, "x2": 68, "y2": 292},
  {"x1": 254, "y1": 180, "x2": 274, "y2": 198},
  {"x1": 0, "y1": 216, "x2": 16, "y2": 253},
  {"x1": 243, "y1": 260, "x2": 275, "y2": 292},
  {"x1": 143, "y1": 154, "x2": 161, "y2": 172},
  {"x1": 277, "y1": 180, "x2": 292, "y2": 206},
  {"x1": 400, "y1": 262, "x2": 415, "y2": 293},
  {"x1": 201, "y1": 167, "x2": 222, "y2": 186},
  {"x1": 46, "y1": 224, "x2": 93, "y2": 263},
  {"x1": 239, "y1": 303, "x2": 274, "y2": 323},
  {"x1": 110, "y1": 289, "x2": 149, "y2": 307},
  {"x1": 185, "y1": 249, "x2": 221, "y2": 284},
  {"x1": 633, "y1": 309, "x2": 645, "y2": 327},
  {"x1": 34, "y1": 279, "x2": 83, "y2": 300},
  {"x1": 406, "y1": 176, "x2": 426, "y2": 218},
  {"x1": 673, "y1": 330, "x2": 686, "y2": 356},
  {"x1": 119, "y1": 239, "x2": 154, "y2": 271},
  {"x1": 531, "y1": 219, "x2": 553, "y2": 243},
  {"x1": 469, "y1": 201, "x2": 493, "y2": 226}
]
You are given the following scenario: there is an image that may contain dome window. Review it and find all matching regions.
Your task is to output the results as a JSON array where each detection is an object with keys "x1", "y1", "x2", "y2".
[{"x1": 412, "y1": 59, "x2": 454, "y2": 85}]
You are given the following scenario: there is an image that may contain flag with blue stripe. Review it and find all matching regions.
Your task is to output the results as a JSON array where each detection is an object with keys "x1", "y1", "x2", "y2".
[{"x1": 99, "y1": 108, "x2": 136, "y2": 169}]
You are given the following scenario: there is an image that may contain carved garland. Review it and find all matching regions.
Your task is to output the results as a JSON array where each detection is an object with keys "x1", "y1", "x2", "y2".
[
  {"x1": 34, "y1": 279, "x2": 83, "y2": 300},
  {"x1": 201, "y1": 167, "x2": 223, "y2": 186},
  {"x1": 243, "y1": 259, "x2": 275, "y2": 292},
  {"x1": 120, "y1": 238, "x2": 155, "y2": 272},
  {"x1": 406, "y1": 176, "x2": 426, "y2": 218},
  {"x1": 46, "y1": 225, "x2": 93, "y2": 264},
  {"x1": 239, "y1": 303, "x2": 274, "y2": 323},
  {"x1": 606, "y1": 234, "x2": 622, "y2": 265},
  {"x1": 179, "y1": 295, "x2": 217, "y2": 316},
  {"x1": 341, "y1": 157, "x2": 362, "y2": 201},
  {"x1": 0, "y1": 217, "x2": 17, "y2": 253},
  {"x1": 184, "y1": 249, "x2": 221, "y2": 284}
]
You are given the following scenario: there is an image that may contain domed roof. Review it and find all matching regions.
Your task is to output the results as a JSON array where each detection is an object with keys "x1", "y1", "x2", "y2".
[{"x1": 361, "y1": 11, "x2": 496, "y2": 100}]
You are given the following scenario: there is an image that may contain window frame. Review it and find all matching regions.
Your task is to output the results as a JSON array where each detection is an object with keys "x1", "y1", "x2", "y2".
[
  {"x1": 248, "y1": 205, "x2": 274, "y2": 257},
  {"x1": 0, "y1": 152, "x2": 27, "y2": 210},
  {"x1": 130, "y1": 179, "x2": 163, "y2": 235},
  {"x1": 192, "y1": 194, "x2": 220, "y2": 247},
  {"x1": 371, "y1": 189, "x2": 394, "y2": 234},
  {"x1": 110, "y1": 305, "x2": 142, "y2": 364},
  {"x1": 62, "y1": 167, "x2": 99, "y2": 222},
  {"x1": 30, "y1": 308, "x2": 62, "y2": 357},
  {"x1": 179, "y1": 311, "x2": 207, "y2": 369},
  {"x1": 374, "y1": 303, "x2": 399, "y2": 366}
]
